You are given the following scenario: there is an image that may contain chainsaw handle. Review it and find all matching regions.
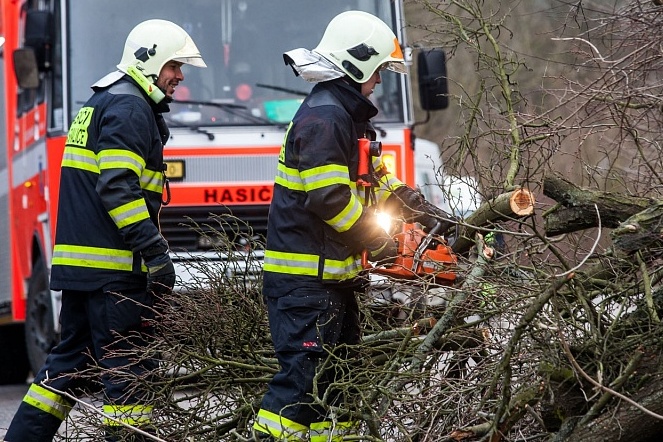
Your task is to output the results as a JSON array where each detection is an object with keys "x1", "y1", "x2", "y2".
[
  {"x1": 361, "y1": 249, "x2": 372, "y2": 270},
  {"x1": 412, "y1": 221, "x2": 442, "y2": 272},
  {"x1": 425, "y1": 221, "x2": 442, "y2": 237}
]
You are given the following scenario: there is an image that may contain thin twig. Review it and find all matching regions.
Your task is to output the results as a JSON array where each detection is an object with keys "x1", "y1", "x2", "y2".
[
  {"x1": 39, "y1": 380, "x2": 168, "y2": 442},
  {"x1": 554, "y1": 204, "x2": 601, "y2": 278}
]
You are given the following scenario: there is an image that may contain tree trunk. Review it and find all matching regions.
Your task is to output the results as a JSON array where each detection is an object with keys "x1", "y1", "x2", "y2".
[
  {"x1": 561, "y1": 374, "x2": 663, "y2": 441},
  {"x1": 542, "y1": 175, "x2": 654, "y2": 236}
]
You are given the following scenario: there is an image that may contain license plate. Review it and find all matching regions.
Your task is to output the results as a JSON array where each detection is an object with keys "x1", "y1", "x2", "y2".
[{"x1": 164, "y1": 160, "x2": 185, "y2": 180}]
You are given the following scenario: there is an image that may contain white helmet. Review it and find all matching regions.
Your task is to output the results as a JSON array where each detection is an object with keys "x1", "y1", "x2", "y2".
[
  {"x1": 313, "y1": 10, "x2": 407, "y2": 84},
  {"x1": 117, "y1": 19, "x2": 206, "y2": 81}
]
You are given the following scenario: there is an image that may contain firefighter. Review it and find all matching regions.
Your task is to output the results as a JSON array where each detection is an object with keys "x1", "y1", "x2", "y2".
[
  {"x1": 4, "y1": 19, "x2": 205, "y2": 442},
  {"x1": 252, "y1": 10, "x2": 454, "y2": 442}
]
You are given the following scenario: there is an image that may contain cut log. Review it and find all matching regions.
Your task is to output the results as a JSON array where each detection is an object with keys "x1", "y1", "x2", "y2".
[{"x1": 452, "y1": 187, "x2": 535, "y2": 254}]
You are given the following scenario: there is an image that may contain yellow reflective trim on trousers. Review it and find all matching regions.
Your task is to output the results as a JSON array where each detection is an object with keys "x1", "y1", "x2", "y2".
[
  {"x1": 52, "y1": 244, "x2": 134, "y2": 271},
  {"x1": 301, "y1": 164, "x2": 350, "y2": 192},
  {"x1": 22, "y1": 383, "x2": 72, "y2": 421},
  {"x1": 102, "y1": 404, "x2": 153, "y2": 427},
  {"x1": 253, "y1": 409, "x2": 308, "y2": 441},
  {"x1": 109, "y1": 198, "x2": 150, "y2": 228},
  {"x1": 98, "y1": 148, "x2": 146, "y2": 177},
  {"x1": 310, "y1": 420, "x2": 359, "y2": 442},
  {"x1": 275, "y1": 162, "x2": 305, "y2": 191},
  {"x1": 141, "y1": 168, "x2": 163, "y2": 193},
  {"x1": 323, "y1": 255, "x2": 362, "y2": 280},
  {"x1": 264, "y1": 250, "x2": 319, "y2": 276},
  {"x1": 61, "y1": 145, "x2": 100, "y2": 173},
  {"x1": 325, "y1": 194, "x2": 362, "y2": 232}
]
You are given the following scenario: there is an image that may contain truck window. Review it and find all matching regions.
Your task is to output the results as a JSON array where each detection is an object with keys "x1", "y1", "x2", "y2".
[{"x1": 66, "y1": 0, "x2": 405, "y2": 128}]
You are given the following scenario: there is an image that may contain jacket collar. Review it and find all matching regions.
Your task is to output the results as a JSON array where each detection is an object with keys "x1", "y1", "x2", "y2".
[{"x1": 317, "y1": 78, "x2": 378, "y2": 122}]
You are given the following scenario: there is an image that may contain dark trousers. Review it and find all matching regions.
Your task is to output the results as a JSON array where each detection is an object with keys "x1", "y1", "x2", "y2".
[
  {"x1": 5, "y1": 287, "x2": 156, "y2": 442},
  {"x1": 258, "y1": 284, "x2": 361, "y2": 428}
]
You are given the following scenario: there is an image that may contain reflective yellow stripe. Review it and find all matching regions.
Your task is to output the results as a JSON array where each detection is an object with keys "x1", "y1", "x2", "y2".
[
  {"x1": 253, "y1": 409, "x2": 308, "y2": 441},
  {"x1": 109, "y1": 198, "x2": 150, "y2": 228},
  {"x1": 98, "y1": 148, "x2": 146, "y2": 176},
  {"x1": 376, "y1": 173, "x2": 405, "y2": 204},
  {"x1": 310, "y1": 420, "x2": 359, "y2": 442},
  {"x1": 325, "y1": 194, "x2": 363, "y2": 232},
  {"x1": 102, "y1": 404, "x2": 153, "y2": 427},
  {"x1": 22, "y1": 383, "x2": 72, "y2": 421},
  {"x1": 275, "y1": 163, "x2": 305, "y2": 191},
  {"x1": 264, "y1": 250, "x2": 319, "y2": 276},
  {"x1": 264, "y1": 250, "x2": 360, "y2": 281},
  {"x1": 52, "y1": 244, "x2": 134, "y2": 271},
  {"x1": 322, "y1": 256, "x2": 362, "y2": 280},
  {"x1": 61, "y1": 145, "x2": 99, "y2": 173},
  {"x1": 301, "y1": 164, "x2": 350, "y2": 191},
  {"x1": 140, "y1": 168, "x2": 163, "y2": 193}
]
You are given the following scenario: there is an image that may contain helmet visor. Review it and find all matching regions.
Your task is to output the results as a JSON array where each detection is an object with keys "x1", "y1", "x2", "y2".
[{"x1": 173, "y1": 56, "x2": 207, "y2": 68}]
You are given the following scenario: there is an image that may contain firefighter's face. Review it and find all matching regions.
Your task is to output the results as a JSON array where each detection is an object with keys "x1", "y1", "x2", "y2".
[
  {"x1": 156, "y1": 61, "x2": 185, "y2": 99},
  {"x1": 361, "y1": 67, "x2": 383, "y2": 98}
]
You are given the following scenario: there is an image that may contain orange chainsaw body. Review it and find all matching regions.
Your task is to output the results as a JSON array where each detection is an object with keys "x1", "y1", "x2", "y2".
[{"x1": 365, "y1": 224, "x2": 457, "y2": 285}]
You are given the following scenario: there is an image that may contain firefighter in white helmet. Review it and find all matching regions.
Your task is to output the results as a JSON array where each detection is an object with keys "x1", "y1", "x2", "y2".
[
  {"x1": 5, "y1": 19, "x2": 205, "y2": 442},
  {"x1": 253, "y1": 10, "x2": 453, "y2": 442}
]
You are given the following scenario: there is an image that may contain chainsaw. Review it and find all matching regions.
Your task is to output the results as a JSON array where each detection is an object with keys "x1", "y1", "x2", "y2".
[
  {"x1": 361, "y1": 220, "x2": 458, "y2": 285},
  {"x1": 356, "y1": 137, "x2": 458, "y2": 284}
]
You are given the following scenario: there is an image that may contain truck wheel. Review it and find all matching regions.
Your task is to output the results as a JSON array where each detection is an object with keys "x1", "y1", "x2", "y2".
[
  {"x1": 25, "y1": 258, "x2": 58, "y2": 376},
  {"x1": 0, "y1": 323, "x2": 30, "y2": 384}
]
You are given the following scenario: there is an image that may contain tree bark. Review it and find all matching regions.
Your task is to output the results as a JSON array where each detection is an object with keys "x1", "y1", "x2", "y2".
[
  {"x1": 542, "y1": 175, "x2": 654, "y2": 236},
  {"x1": 560, "y1": 374, "x2": 663, "y2": 442}
]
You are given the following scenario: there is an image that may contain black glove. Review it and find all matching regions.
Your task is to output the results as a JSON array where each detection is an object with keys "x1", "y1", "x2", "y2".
[
  {"x1": 386, "y1": 186, "x2": 455, "y2": 234},
  {"x1": 366, "y1": 236, "x2": 398, "y2": 264},
  {"x1": 142, "y1": 241, "x2": 176, "y2": 296}
]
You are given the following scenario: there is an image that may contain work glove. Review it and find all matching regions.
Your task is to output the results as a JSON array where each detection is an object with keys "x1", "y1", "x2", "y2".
[
  {"x1": 366, "y1": 236, "x2": 398, "y2": 265},
  {"x1": 386, "y1": 186, "x2": 456, "y2": 234},
  {"x1": 142, "y1": 240, "x2": 176, "y2": 297}
]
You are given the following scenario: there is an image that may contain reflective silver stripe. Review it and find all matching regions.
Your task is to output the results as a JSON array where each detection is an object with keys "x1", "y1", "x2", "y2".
[
  {"x1": 109, "y1": 199, "x2": 150, "y2": 228},
  {"x1": 375, "y1": 174, "x2": 404, "y2": 203},
  {"x1": 324, "y1": 194, "x2": 363, "y2": 232},
  {"x1": 102, "y1": 404, "x2": 153, "y2": 426},
  {"x1": 140, "y1": 168, "x2": 163, "y2": 192},
  {"x1": 310, "y1": 420, "x2": 358, "y2": 442},
  {"x1": 275, "y1": 163, "x2": 305, "y2": 191},
  {"x1": 98, "y1": 148, "x2": 146, "y2": 176},
  {"x1": 323, "y1": 256, "x2": 362, "y2": 280},
  {"x1": 301, "y1": 164, "x2": 349, "y2": 191},
  {"x1": 253, "y1": 409, "x2": 308, "y2": 441},
  {"x1": 52, "y1": 244, "x2": 134, "y2": 271},
  {"x1": 23, "y1": 384, "x2": 72, "y2": 421},
  {"x1": 263, "y1": 250, "x2": 319, "y2": 276},
  {"x1": 61, "y1": 146, "x2": 99, "y2": 173}
]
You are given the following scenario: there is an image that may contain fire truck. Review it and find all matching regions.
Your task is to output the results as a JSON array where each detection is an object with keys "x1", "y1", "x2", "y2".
[{"x1": 0, "y1": 0, "x2": 449, "y2": 384}]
